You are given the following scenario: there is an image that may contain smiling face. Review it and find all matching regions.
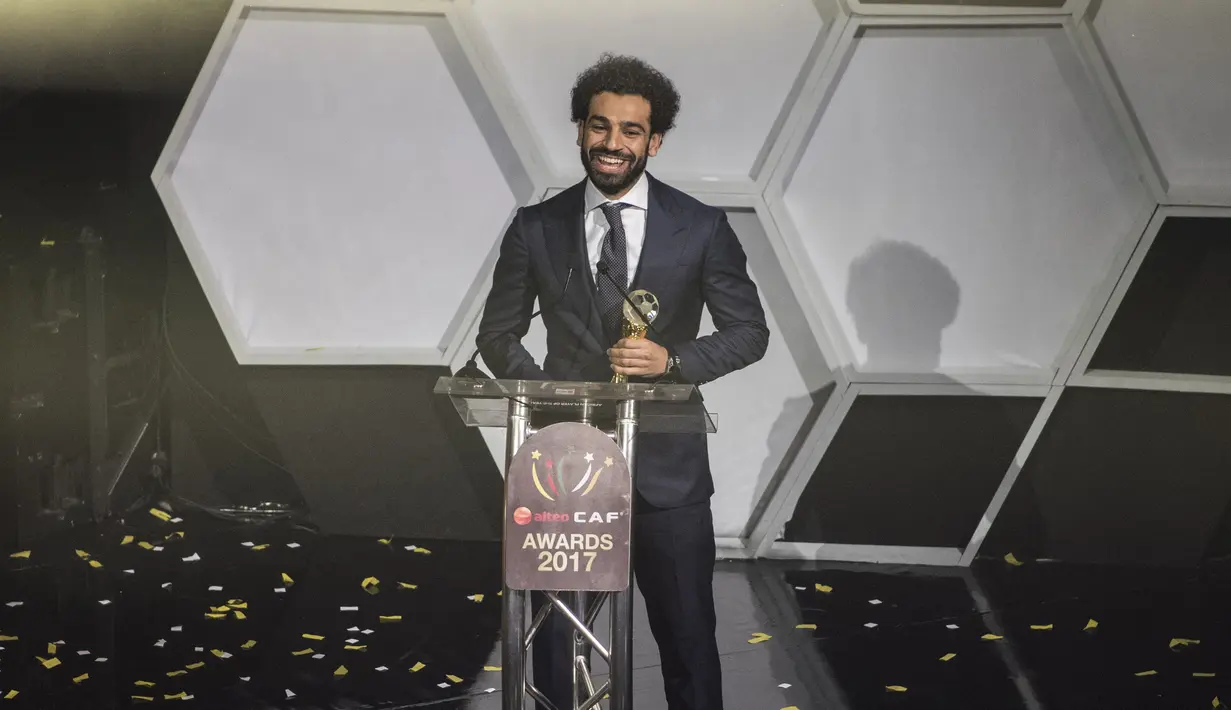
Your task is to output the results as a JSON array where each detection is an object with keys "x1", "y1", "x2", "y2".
[{"x1": 577, "y1": 91, "x2": 662, "y2": 198}]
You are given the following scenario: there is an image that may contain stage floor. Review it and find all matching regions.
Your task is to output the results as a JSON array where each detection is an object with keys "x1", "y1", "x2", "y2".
[{"x1": 1, "y1": 507, "x2": 1228, "y2": 709}]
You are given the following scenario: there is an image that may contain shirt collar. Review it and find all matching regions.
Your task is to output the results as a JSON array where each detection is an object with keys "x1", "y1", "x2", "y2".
[{"x1": 584, "y1": 171, "x2": 650, "y2": 214}]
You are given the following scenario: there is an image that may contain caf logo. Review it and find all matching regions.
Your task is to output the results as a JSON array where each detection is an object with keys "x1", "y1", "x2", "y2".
[{"x1": 529, "y1": 448, "x2": 615, "y2": 502}]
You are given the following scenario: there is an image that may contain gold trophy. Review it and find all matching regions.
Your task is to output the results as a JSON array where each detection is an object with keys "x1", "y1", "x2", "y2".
[{"x1": 612, "y1": 289, "x2": 660, "y2": 384}]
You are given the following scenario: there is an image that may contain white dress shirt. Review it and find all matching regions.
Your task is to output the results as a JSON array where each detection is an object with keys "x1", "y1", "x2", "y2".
[{"x1": 583, "y1": 172, "x2": 649, "y2": 287}]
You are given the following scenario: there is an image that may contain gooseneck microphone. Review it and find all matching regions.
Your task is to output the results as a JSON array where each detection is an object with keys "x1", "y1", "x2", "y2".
[
  {"x1": 454, "y1": 268, "x2": 574, "y2": 379},
  {"x1": 596, "y1": 260, "x2": 663, "y2": 339}
]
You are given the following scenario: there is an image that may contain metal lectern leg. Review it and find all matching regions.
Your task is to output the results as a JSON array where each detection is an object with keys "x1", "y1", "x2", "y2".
[
  {"x1": 610, "y1": 399, "x2": 639, "y2": 710},
  {"x1": 504, "y1": 398, "x2": 532, "y2": 710}
]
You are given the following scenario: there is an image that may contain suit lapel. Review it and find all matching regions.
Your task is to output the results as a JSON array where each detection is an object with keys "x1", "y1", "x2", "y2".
[
  {"x1": 544, "y1": 182, "x2": 606, "y2": 349},
  {"x1": 631, "y1": 176, "x2": 688, "y2": 296}
]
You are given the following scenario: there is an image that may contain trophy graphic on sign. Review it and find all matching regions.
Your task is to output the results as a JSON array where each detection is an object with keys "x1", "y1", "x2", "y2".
[{"x1": 612, "y1": 289, "x2": 660, "y2": 384}]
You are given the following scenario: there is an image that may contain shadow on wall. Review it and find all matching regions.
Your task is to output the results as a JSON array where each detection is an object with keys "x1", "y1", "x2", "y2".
[{"x1": 846, "y1": 240, "x2": 961, "y2": 373}]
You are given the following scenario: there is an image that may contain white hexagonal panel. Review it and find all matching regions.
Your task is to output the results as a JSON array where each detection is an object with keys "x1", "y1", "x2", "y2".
[
  {"x1": 780, "y1": 27, "x2": 1150, "y2": 378},
  {"x1": 459, "y1": 203, "x2": 831, "y2": 538},
  {"x1": 1092, "y1": 0, "x2": 1231, "y2": 198},
  {"x1": 470, "y1": 0, "x2": 825, "y2": 184},
  {"x1": 159, "y1": 9, "x2": 531, "y2": 363}
]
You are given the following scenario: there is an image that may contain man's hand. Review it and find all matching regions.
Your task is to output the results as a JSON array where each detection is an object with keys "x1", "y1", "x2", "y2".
[{"x1": 608, "y1": 338, "x2": 668, "y2": 377}]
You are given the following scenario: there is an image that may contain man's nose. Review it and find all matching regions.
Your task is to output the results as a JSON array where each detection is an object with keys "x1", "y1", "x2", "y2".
[{"x1": 602, "y1": 132, "x2": 622, "y2": 152}]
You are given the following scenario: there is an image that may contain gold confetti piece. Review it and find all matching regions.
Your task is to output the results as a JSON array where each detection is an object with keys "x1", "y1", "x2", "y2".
[
  {"x1": 1084, "y1": 619, "x2": 1099, "y2": 630},
  {"x1": 166, "y1": 671, "x2": 187, "y2": 677},
  {"x1": 1170, "y1": 638, "x2": 1201, "y2": 649},
  {"x1": 0, "y1": 635, "x2": 15, "y2": 641},
  {"x1": 211, "y1": 649, "x2": 227, "y2": 658},
  {"x1": 334, "y1": 665, "x2": 349, "y2": 677},
  {"x1": 748, "y1": 632, "x2": 772, "y2": 644},
  {"x1": 380, "y1": 615, "x2": 402, "y2": 623},
  {"x1": 73, "y1": 673, "x2": 89, "y2": 684},
  {"x1": 886, "y1": 685, "x2": 908, "y2": 692},
  {"x1": 165, "y1": 692, "x2": 188, "y2": 700},
  {"x1": 205, "y1": 613, "x2": 226, "y2": 620},
  {"x1": 399, "y1": 582, "x2": 418, "y2": 590},
  {"x1": 165, "y1": 531, "x2": 184, "y2": 540},
  {"x1": 361, "y1": 577, "x2": 380, "y2": 593},
  {"x1": 8, "y1": 551, "x2": 30, "y2": 560},
  {"x1": 1031, "y1": 624, "x2": 1053, "y2": 631},
  {"x1": 149, "y1": 508, "x2": 171, "y2": 522},
  {"x1": 132, "y1": 696, "x2": 154, "y2": 703},
  {"x1": 484, "y1": 666, "x2": 502, "y2": 672},
  {"x1": 940, "y1": 653, "x2": 957, "y2": 662},
  {"x1": 447, "y1": 675, "x2": 463, "y2": 684},
  {"x1": 982, "y1": 634, "x2": 1003, "y2": 640},
  {"x1": 303, "y1": 634, "x2": 325, "y2": 641},
  {"x1": 292, "y1": 648, "x2": 314, "y2": 656},
  {"x1": 1214, "y1": 696, "x2": 1221, "y2": 708},
  {"x1": 410, "y1": 662, "x2": 426, "y2": 672},
  {"x1": 135, "y1": 681, "x2": 156, "y2": 687},
  {"x1": 210, "y1": 606, "x2": 231, "y2": 613},
  {"x1": 469, "y1": 594, "x2": 485, "y2": 603},
  {"x1": 378, "y1": 538, "x2": 392, "y2": 545},
  {"x1": 251, "y1": 544, "x2": 269, "y2": 551},
  {"x1": 1195, "y1": 672, "x2": 1217, "y2": 678},
  {"x1": 75, "y1": 550, "x2": 90, "y2": 559},
  {"x1": 281, "y1": 572, "x2": 295, "y2": 586},
  {"x1": 412, "y1": 547, "x2": 431, "y2": 555},
  {"x1": 121, "y1": 536, "x2": 134, "y2": 545},
  {"x1": 89, "y1": 560, "x2": 103, "y2": 569},
  {"x1": 782, "y1": 707, "x2": 800, "y2": 710},
  {"x1": 185, "y1": 662, "x2": 205, "y2": 670},
  {"x1": 42, "y1": 657, "x2": 61, "y2": 669},
  {"x1": 1135, "y1": 670, "x2": 1157, "y2": 677},
  {"x1": 795, "y1": 624, "x2": 817, "y2": 630},
  {"x1": 3, "y1": 691, "x2": 18, "y2": 699},
  {"x1": 344, "y1": 645, "x2": 367, "y2": 652},
  {"x1": 228, "y1": 600, "x2": 249, "y2": 609},
  {"x1": 1004, "y1": 552, "x2": 1024, "y2": 566},
  {"x1": 815, "y1": 584, "x2": 832, "y2": 593},
  {"x1": 242, "y1": 640, "x2": 257, "y2": 650},
  {"x1": 234, "y1": 611, "x2": 247, "y2": 620},
  {"x1": 138, "y1": 542, "x2": 155, "y2": 551},
  {"x1": 48, "y1": 643, "x2": 57, "y2": 655}
]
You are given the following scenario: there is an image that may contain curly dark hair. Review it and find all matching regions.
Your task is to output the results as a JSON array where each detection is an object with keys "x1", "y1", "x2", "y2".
[{"x1": 570, "y1": 53, "x2": 681, "y2": 136}]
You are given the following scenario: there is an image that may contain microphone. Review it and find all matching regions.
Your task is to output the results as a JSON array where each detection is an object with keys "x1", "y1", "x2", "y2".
[
  {"x1": 454, "y1": 268, "x2": 574, "y2": 379},
  {"x1": 596, "y1": 260, "x2": 663, "y2": 340}
]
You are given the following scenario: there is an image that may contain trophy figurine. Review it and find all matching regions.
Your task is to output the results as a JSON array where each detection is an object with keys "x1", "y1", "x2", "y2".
[{"x1": 612, "y1": 289, "x2": 660, "y2": 384}]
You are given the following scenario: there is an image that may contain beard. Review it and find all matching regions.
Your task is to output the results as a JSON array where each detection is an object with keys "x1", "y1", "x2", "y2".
[{"x1": 581, "y1": 145, "x2": 648, "y2": 197}]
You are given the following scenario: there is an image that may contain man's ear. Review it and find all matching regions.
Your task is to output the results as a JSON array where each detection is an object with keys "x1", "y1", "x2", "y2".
[
  {"x1": 648, "y1": 133, "x2": 663, "y2": 157},
  {"x1": 576, "y1": 122, "x2": 586, "y2": 148}
]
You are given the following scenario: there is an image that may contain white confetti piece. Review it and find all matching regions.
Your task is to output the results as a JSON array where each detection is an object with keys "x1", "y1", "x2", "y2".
[
  {"x1": 161, "y1": 583, "x2": 172, "y2": 589},
  {"x1": 375, "y1": 666, "x2": 389, "y2": 672},
  {"x1": 779, "y1": 683, "x2": 792, "y2": 689},
  {"x1": 240, "y1": 677, "x2": 250, "y2": 682},
  {"x1": 287, "y1": 543, "x2": 301, "y2": 549},
  {"x1": 77, "y1": 650, "x2": 91, "y2": 656},
  {"x1": 241, "y1": 542, "x2": 254, "y2": 548},
  {"x1": 869, "y1": 599, "x2": 882, "y2": 605},
  {"x1": 154, "y1": 640, "x2": 166, "y2": 648},
  {"x1": 794, "y1": 586, "x2": 806, "y2": 591},
  {"x1": 347, "y1": 627, "x2": 360, "y2": 633},
  {"x1": 340, "y1": 606, "x2": 359, "y2": 612},
  {"x1": 274, "y1": 588, "x2": 286, "y2": 594},
  {"x1": 208, "y1": 586, "x2": 223, "y2": 592},
  {"x1": 485, "y1": 688, "x2": 496, "y2": 694},
  {"x1": 215, "y1": 652, "x2": 232, "y2": 659},
  {"x1": 54, "y1": 640, "x2": 64, "y2": 645},
  {"x1": 123, "y1": 569, "x2": 135, "y2": 575},
  {"x1": 361, "y1": 629, "x2": 374, "y2": 635},
  {"x1": 285, "y1": 690, "x2": 296, "y2": 699},
  {"x1": 312, "y1": 654, "x2": 325, "y2": 660},
  {"x1": 404, "y1": 545, "x2": 417, "y2": 551},
  {"x1": 183, "y1": 695, "x2": 195, "y2": 700},
  {"x1": 181, "y1": 553, "x2": 200, "y2": 562},
  {"x1": 95, "y1": 657, "x2": 108, "y2": 663},
  {"x1": 437, "y1": 683, "x2": 450, "y2": 689},
  {"x1": 98, "y1": 600, "x2": 112, "y2": 606},
  {"x1": 5, "y1": 602, "x2": 23, "y2": 608},
  {"x1": 194, "y1": 647, "x2": 204, "y2": 653},
  {"x1": 170, "y1": 518, "x2": 183, "y2": 524},
  {"x1": 864, "y1": 623, "x2": 878, "y2": 628},
  {"x1": 946, "y1": 624, "x2": 960, "y2": 630},
  {"x1": 171, "y1": 626, "x2": 182, "y2": 633},
  {"x1": 346, "y1": 639, "x2": 359, "y2": 644},
  {"x1": 153, "y1": 546, "x2": 164, "y2": 552}
]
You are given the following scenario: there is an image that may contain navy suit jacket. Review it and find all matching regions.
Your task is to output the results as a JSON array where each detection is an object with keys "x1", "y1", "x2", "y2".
[{"x1": 477, "y1": 174, "x2": 769, "y2": 508}]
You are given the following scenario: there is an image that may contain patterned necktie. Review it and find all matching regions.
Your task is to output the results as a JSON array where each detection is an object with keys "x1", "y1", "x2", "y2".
[{"x1": 596, "y1": 202, "x2": 630, "y2": 343}]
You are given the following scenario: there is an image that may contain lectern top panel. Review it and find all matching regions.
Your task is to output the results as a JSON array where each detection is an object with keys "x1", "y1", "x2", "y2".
[{"x1": 434, "y1": 377, "x2": 697, "y2": 402}]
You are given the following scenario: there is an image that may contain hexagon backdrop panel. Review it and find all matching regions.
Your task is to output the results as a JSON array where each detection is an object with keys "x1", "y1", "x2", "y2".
[
  {"x1": 784, "y1": 394, "x2": 1043, "y2": 548},
  {"x1": 780, "y1": 27, "x2": 1149, "y2": 378},
  {"x1": 465, "y1": 203, "x2": 832, "y2": 538},
  {"x1": 1092, "y1": 0, "x2": 1231, "y2": 197},
  {"x1": 1089, "y1": 216, "x2": 1231, "y2": 376},
  {"x1": 470, "y1": 0, "x2": 825, "y2": 183},
  {"x1": 161, "y1": 9, "x2": 532, "y2": 362}
]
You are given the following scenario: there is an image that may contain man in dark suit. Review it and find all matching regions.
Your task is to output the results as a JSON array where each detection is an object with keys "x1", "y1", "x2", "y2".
[{"x1": 477, "y1": 53, "x2": 769, "y2": 710}]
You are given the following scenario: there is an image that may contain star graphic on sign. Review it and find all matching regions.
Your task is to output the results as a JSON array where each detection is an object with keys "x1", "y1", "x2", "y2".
[
  {"x1": 584, "y1": 453, "x2": 594, "y2": 463},
  {"x1": 604, "y1": 457, "x2": 614, "y2": 467},
  {"x1": 531, "y1": 451, "x2": 541, "y2": 460}
]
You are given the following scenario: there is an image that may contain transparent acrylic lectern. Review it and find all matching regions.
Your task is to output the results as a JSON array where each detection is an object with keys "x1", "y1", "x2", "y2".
[{"x1": 435, "y1": 376, "x2": 716, "y2": 710}]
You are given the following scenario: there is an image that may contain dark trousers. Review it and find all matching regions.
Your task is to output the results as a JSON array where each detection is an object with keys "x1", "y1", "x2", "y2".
[{"x1": 531, "y1": 498, "x2": 722, "y2": 710}]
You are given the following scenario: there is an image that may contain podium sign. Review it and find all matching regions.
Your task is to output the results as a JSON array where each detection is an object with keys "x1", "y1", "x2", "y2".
[{"x1": 504, "y1": 422, "x2": 632, "y2": 592}]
